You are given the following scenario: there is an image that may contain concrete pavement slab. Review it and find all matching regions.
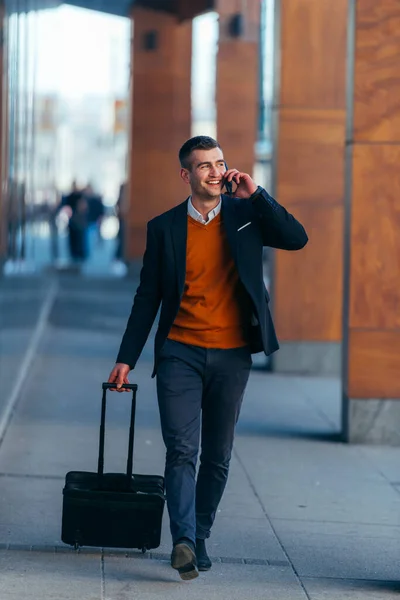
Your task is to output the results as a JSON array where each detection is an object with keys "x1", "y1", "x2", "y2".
[
  {"x1": 360, "y1": 446, "x2": 400, "y2": 485},
  {"x1": 273, "y1": 526, "x2": 400, "y2": 580},
  {"x1": 207, "y1": 515, "x2": 287, "y2": 562},
  {"x1": 303, "y1": 577, "x2": 400, "y2": 599},
  {"x1": 234, "y1": 433, "x2": 386, "y2": 484},
  {"x1": 103, "y1": 556, "x2": 308, "y2": 600},
  {"x1": 0, "y1": 549, "x2": 101, "y2": 599},
  {"x1": 261, "y1": 480, "x2": 400, "y2": 525},
  {"x1": 215, "y1": 455, "x2": 266, "y2": 519},
  {"x1": 48, "y1": 296, "x2": 132, "y2": 333},
  {"x1": 0, "y1": 477, "x2": 64, "y2": 546},
  {"x1": 237, "y1": 371, "x2": 340, "y2": 439},
  {"x1": 234, "y1": 436, "x2": 400, "y2": 526},
  {"x1": 288, "y1": 375, "x2": 341, "y2": 430},
  {"x1": 0, "y1": 331, "x2": 34, "y2": 415},
  {"x1": 0, "y1": 298, "x2": 44, "y2": 329},
  {"x1": 0, "y1": 337, "x2": 163, "y2": 478},
  {"x1": 273, "y1": 519, "x2": 400, "y2": 540}
]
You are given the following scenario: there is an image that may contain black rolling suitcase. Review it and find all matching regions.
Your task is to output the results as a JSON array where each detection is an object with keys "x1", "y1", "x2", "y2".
[{"x1": 61, "y1": 383, "x2": 165, "y2": 552}]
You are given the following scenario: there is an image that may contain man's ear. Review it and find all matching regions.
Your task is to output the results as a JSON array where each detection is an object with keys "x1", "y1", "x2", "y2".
[{"x1": 180, "y1": 168, "x2": 190, "y2": 184}]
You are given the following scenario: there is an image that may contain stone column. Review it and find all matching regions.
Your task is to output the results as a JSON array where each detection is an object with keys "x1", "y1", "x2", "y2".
[
  {"x1": 127, "y1": 7, "x2": 192, "y2": 260},
  {"x1": 271, "y1": 0, "x2": 348, "y2": 375},
  {"x1": 343, "y1": 0, "x2": 400, "y2": 444}
]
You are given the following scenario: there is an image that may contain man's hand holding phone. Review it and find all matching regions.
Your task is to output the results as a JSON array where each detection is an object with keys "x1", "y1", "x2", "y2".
[
  {"x1": 223, "y1": 169, "x2": 258, "y2": 198},
  {"x1": 108, "y1": 363, "x2": 131, "y2": 392}
]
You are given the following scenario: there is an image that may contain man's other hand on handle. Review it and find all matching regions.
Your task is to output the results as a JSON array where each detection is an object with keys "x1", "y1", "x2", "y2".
[{"x1": 108, "y1": 363, "x2": 131, "y2": 392}]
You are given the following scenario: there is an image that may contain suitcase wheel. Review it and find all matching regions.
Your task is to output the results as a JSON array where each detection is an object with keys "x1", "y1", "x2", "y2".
[{"x1": 73, "y1": 530, "x2": 82, "y2": 551}]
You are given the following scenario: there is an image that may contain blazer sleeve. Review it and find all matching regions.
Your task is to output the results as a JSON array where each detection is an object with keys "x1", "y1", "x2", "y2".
[
  {"x1": 116, "y1": 220, "x2": 162, "y2": 369},
  {"x1": 250, "y1": 187, "x2": 308, "y2": 250}
]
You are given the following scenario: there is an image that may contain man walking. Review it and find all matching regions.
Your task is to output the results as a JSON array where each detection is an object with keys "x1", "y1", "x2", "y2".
[{"x1": 108, "y1": 136, "x2": 308, "y2": 580}]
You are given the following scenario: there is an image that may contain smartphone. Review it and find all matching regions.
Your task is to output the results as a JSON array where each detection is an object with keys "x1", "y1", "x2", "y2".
[{"x1": 224, "y1": 162, "x2": 233, "y2": 195}]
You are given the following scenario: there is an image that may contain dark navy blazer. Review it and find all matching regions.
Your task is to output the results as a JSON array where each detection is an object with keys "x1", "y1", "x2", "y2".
[{"x1": 116, "y1": 187, "x2": 308, "y2": 377}]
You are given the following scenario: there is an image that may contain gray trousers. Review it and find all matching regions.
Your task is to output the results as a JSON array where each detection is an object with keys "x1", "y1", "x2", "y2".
[{"x1": 156, "y1": 338, "x2": 252, "y2": 544}]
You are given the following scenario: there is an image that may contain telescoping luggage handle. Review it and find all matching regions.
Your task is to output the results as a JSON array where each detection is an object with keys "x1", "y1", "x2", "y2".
[{"x1": 99, "y1": 383, "x2": 138, "y2": 483}]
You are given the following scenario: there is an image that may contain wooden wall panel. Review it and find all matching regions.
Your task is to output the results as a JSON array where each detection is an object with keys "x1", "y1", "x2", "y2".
[
  {"x1": 348, "y1": 331, "x2": 400, "y2": 398},
  {"x1": 217, "y1": 42, "x2": 259, "y2": 175},
  {"x1": 128, "y1": 8, "x2": 192, "y2": 258},
  {"x1": 216, "y1": 0, "x2": 259, "y2": 176},
  {"x1": 280, "y1": 0, "x2": 347, "y2": 109},
  {"x1": 349, "y1": 145, "x2": 400, "y2": 330},
  {"x1": 274, "y1": 204, "x2": 344, "y2": 341},
  {"x1": 345, "y1": 1, "x2": 400, "y2": 403},
  {"x1": 217, "y1": 0, "x2": 260, "y2": 40},
  {"x1": 353, "y1": 0, "x2": 400, "y2": 142},
  {"x1": 273, "y1": 0, "x2": 347, "y2": 350},
  {"x1": 277, "y1": 109, "x2": 346, "y2": 205}
]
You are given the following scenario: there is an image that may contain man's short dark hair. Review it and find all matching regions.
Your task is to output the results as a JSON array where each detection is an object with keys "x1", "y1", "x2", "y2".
[{"x1": 179, "y1": 136, "x2": 222, "y2": 170}]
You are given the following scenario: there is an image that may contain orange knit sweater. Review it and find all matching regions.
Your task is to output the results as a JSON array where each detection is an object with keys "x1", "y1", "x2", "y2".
[{"x1": 168, "y1": 213, "x2": 248, "y2": 348}]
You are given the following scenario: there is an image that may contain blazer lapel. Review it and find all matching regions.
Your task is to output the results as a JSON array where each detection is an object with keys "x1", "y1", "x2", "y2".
[
  {"x1": 221, "y1": 195, "x2": 238, "y2": 267},
  {"x1": 171, "y1": 199, "x2": 189, "y2": 299}
]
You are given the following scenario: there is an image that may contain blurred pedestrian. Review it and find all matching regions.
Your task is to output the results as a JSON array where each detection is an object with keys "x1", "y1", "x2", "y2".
[
  {"x1": 108, "y1": 136, "x2": 308, "y2": 580},
  {"x1": 7, "y1": 179, "x2": 26, "y2": 262},
  {"x1": 114, "y1": 181, "x2": 128, "y2": 263},
  {"x1": 63, "y1": 182, "x2": 89, "y2": 264},
  {"x1": 84, "y1": 183, "x2": 105, "y2": 256}
]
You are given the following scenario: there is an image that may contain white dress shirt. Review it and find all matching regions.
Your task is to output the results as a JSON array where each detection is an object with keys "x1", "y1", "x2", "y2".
[{"x1": 188, "y1": 197, "x2": 222, "y2": 225}]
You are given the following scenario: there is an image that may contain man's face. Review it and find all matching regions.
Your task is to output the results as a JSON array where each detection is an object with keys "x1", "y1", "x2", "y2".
[{"x1": 181, "y1": 147, "x2": 226, "y2": 200}]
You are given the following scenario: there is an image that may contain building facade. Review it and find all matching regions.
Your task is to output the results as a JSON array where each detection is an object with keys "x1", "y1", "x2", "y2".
[{"x1": 2, "y1": 0, "x2": 400, "y2": 444}]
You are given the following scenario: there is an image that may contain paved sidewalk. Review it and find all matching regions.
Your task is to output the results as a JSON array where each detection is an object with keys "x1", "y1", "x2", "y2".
[{"x1": 0, "y1": 275, "x2": 400, "y2": 599}]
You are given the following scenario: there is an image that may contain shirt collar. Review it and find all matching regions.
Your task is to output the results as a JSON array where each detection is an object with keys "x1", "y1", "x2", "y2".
[{"x1": 187, "y1": 196, "x2": 222, "y2": 224}]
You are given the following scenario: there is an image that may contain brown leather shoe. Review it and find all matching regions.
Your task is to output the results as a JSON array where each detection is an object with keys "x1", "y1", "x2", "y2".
[{"x1": 171, "y1": 538, "x2": 199, "y2": 580}]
